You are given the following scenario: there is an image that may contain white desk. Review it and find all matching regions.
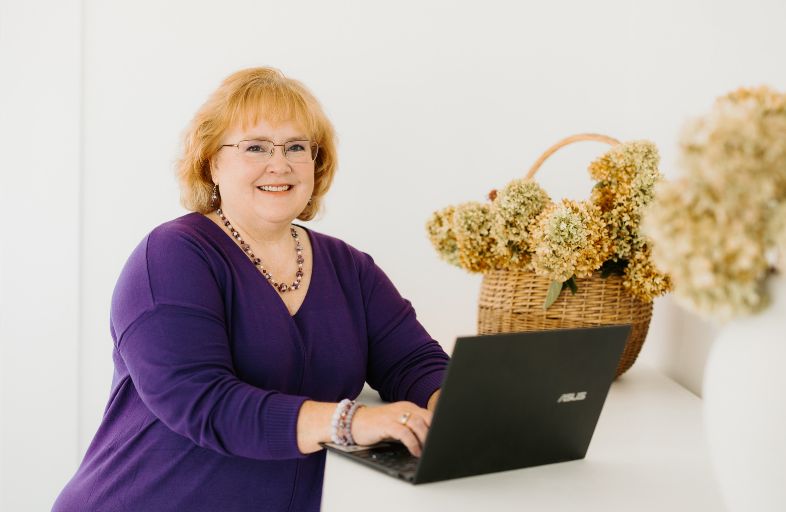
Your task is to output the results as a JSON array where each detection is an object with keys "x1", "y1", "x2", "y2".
[{"x1": 322, "y1": 364, "x2": 727, "y2": 511}]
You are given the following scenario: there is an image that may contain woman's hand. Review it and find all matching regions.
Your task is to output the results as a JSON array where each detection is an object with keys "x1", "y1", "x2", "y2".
[
  {"x1": 427, "y1": 389, "x2": 441, "y2": 412},
  {"x1": 350, "y1": 401, "x2": 432, "y2": 457}
]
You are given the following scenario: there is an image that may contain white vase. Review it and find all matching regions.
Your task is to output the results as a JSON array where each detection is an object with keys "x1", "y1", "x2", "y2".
[{"x1": 703, "y1": 275, "x2": 786, "y2": 512}]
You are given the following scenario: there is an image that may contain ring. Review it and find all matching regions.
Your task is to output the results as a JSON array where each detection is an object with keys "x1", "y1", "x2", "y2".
[{"x1": 399, "y1": 412, "x2": 411, "y2": 426}]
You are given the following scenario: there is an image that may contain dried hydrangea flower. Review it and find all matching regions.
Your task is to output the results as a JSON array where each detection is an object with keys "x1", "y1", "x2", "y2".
[
  {"x1": 530, "y1": 199, "x2": 611, "y2": 282},
  {"x1": 425, "y1": 205, "x2": 461, "y2": 268},
  {"x1": 453, "y1": 201, "x2": 505, "y2": 273},
  {"x1": 623, "y1": 245, "x2": 672, "y2": 302},
  {"x1": 489, "y1": 179, "x2": 552, "y2": 268},
  {"x1": 767, "y1": 202, "x2": 786, "y2": 272},
  {"x1": 643, "y1": 86, "x2": 786, "y2": 319},
  {"x1": 644, "y1": 178, "x2": 771, "y2": 319},
  {"x1": 589, "y1": 140, "x2": 663, "y2": 260},
  {"x1": 680, "y1": 86, "x2": 786, "y2": 199}
]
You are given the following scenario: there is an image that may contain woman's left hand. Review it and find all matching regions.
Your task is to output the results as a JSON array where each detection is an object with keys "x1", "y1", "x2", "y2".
[{"x1": 350, "y1": 402, "x2": 432, "y2": 457}]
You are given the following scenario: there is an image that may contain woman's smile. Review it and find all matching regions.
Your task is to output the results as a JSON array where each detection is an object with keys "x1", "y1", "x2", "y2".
[{"x1": 257, "y1": 184, "x2": 294, "y2": 193}]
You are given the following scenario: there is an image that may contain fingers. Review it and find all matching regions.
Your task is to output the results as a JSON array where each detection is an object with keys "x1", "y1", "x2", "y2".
[
  {"x1": 411, "y1": 405, "x2": 433, "y2": 430},
  {"x1": 394, "y1": 404, "x2": 431, "y2": 457},
  {"x1": 420, "y1": 408, "x2": 433, "y2": 427},
  {"x1": 397, "y1": 402, "x2": 432, "y2": 427},
  {"x1": 403, "y1": 414, "x2": 429, "y2": 450},
  {"x1": 393, "y1": 423, "x2": 423, "y2": 457},
  {"x1": 347, "y1": 401, "x2": 435, "y2": 457}
]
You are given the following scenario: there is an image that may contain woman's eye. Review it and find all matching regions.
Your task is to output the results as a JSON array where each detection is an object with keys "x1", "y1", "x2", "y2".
[
  {"x1": 246, "y1": 144, "x2": 265, "y2": 152},
  {"x1": 287, "y1": 144, "x2": 305, "y2": 152}
]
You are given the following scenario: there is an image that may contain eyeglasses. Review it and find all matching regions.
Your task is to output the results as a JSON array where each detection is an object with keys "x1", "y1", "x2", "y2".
[{"x1": 220, "y1": 139, "x2": 319, "y2": 164}]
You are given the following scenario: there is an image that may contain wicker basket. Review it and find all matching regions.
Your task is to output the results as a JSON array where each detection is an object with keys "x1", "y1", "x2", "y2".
[{"x1": 476, "y1": 133, "x2": 654, "y2": 378}]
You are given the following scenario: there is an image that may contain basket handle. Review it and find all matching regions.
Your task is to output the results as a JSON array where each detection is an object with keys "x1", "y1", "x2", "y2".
[
  {"x1": 486, "y1": 133, "x2": 621, "y2": 201},
  {"x1": 524, "y1": 133, "x2": 620, "y2": 180}
]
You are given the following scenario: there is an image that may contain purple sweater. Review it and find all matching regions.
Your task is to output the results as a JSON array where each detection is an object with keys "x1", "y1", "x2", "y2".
[{"x1": 52, "y1": 213, "x2": 449, "y2": 512}]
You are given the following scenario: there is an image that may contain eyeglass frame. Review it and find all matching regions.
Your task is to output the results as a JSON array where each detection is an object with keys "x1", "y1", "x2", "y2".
[{"x1": 218, "y1": 139, "x2": 319, "y2": 163}]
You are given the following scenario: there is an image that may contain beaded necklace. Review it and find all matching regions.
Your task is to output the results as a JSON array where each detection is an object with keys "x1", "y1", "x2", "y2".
[{"x1": 216, "y1": 208, "x2": 304, "y2": 293}]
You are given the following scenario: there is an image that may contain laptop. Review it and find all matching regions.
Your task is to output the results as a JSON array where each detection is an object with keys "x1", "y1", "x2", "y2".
[{"x1": 323, "y1": 324, "x2": 630, "y2": 484}]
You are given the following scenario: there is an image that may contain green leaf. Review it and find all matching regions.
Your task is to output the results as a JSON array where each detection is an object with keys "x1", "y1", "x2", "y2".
[
  {"x1": 544, "y1": 280, "x2": 564, "y2": 310},
  {"x1": 563, "y1": 276, "x2": 578, "y2": 294}
]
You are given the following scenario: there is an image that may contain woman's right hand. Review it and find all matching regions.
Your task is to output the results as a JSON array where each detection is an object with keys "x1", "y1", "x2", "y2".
[{"x1": 350, "y1": 401, "x2": 432, "y2": 457}]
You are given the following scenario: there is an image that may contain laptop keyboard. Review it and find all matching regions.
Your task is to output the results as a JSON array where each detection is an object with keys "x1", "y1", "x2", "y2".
[{"x1": 353, "y1": 444, "x2": 419, "y2": 476}]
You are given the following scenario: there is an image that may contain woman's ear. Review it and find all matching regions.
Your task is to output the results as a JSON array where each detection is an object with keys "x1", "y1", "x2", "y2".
[{"x1": 208, "y1": 155, "x2": 219, "y2": 183}]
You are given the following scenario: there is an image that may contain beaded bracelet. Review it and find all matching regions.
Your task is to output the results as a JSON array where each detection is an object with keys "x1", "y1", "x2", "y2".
[
  {"x1": 330, "y1": 399, "x2": 365, "y2": 446},
  {"x1": 330, "y1": 399, "x2": 352, "y2": 445},
  {"x1": 343, "y1": 401, "x2": 364, "y2": 445}
]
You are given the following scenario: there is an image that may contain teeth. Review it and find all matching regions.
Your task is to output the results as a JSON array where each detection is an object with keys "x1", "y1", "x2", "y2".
[{"x1": 259, "y1": 185, "x2": 291, "y2": 192}]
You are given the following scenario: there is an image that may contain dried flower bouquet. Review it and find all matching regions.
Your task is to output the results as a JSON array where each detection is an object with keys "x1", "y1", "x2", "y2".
[{"x1": 427, "y1": 139, "x2": 671, "y2": 308}]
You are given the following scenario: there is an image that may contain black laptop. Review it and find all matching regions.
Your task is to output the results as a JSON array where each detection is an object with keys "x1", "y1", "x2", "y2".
[{"x1": 323, "y1": 325, "x2": 630, "y2": 484}]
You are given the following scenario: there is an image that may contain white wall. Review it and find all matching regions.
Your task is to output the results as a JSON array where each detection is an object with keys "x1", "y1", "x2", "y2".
[
  {"x1": 0, "y1": 1, "x2": 82, "y2": 510},
  {"x1": 2, "y1": 0, "x2": 784, "y2": 509}
]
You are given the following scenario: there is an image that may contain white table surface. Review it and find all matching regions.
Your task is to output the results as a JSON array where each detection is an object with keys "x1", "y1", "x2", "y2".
[{"x1": 321, "y1": 364, "x2": 727, "y2": 511}]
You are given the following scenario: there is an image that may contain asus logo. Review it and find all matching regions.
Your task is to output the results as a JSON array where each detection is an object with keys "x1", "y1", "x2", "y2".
[{"x1": 557, "y1": 392, "x2": 588, "y2": 403}]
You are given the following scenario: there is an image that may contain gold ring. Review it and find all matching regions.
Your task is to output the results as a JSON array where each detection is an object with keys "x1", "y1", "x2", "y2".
[{"x1": 399, "y1": 412, "x2": 411, "y2": 425}]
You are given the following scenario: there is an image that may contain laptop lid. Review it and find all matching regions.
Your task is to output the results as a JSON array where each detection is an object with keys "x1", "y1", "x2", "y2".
[{"x1": 413, "y1": 324, "x2": 630, "y2": 484}]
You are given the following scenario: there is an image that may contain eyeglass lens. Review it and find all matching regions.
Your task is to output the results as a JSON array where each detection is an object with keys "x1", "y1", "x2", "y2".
[{"x1": 237, "y1": 140, "x2": 318, "y2": 163}]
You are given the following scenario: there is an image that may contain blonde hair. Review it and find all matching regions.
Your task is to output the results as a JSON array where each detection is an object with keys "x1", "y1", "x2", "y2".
[{"x1": 176, "y1": 67, "x2": 338, "y2": 220}]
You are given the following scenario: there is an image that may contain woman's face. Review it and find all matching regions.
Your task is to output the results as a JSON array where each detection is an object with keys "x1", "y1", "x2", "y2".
[{"x1": 212, "y1": 117, "x2": 315, "y2": 229}]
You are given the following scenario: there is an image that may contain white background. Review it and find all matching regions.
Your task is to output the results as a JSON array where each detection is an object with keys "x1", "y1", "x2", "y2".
[{"x1": 2, "y1": 0, "x2": 784, "y2": 509}]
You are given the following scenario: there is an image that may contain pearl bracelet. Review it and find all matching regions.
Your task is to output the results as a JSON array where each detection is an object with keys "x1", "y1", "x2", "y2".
[{"x1": 330, "y1": 399, "x2": 365, "y2": 446}]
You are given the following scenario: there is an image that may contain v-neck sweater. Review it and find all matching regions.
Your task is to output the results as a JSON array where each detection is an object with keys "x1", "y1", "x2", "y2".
[{"x1": 52, "y1": 212, "x2": 450, "y2": 512}]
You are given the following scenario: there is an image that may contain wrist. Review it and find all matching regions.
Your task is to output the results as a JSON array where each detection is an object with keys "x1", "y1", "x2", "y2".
[
  {"x1": 296, "y1": 400, "x2": 336, "y2": 454},
  {"x1": 330, "y1": 399, "x2": 365, "y2": 446},
  {"x1": 349, "y1": 403, "x2": 367, "y2": 444}
]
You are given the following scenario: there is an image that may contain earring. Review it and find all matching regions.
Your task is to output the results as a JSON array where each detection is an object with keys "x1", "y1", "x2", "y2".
[{"x1": 210, "y1": 183, "x2": 219, "y2": 208}]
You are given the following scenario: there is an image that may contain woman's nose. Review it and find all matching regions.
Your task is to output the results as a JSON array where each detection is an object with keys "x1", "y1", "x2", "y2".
[{"x1": 266, "y1": 146, "x2": 291, "y2": 172}]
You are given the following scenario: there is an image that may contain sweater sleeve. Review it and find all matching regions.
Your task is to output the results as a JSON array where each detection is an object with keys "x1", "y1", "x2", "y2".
[
  {"x1": 111, "y1": 225, "x2": 310, "y2": 460},
  {"x1": 358, "y1": 251, "x2": 450, "y2": 408}
]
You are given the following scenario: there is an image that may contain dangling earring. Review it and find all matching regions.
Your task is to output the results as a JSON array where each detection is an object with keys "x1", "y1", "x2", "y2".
[{"x1": 210, "y1": 183, "x2": 219, "y2": 208}]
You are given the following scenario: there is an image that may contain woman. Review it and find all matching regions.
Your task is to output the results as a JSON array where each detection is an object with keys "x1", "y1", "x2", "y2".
[{"x1": 52, "y1": 67, "x2": 449, "y2": 512}]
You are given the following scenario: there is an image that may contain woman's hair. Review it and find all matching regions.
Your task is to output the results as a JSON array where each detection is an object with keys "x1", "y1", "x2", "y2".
[{"x1": 176, "y1": 67, "x2": 338, "y2": 220}]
